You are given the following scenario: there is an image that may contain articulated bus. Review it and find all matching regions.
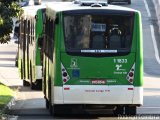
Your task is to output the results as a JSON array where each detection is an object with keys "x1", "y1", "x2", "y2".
[
  {"x1": 42, "y1": 1, "x2": 143, "y2": 115},
  {"x1": 18, "y1": 5, "x2": 45, "y2": 89}
]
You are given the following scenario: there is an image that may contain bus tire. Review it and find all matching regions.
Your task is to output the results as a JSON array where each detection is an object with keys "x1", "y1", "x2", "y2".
[
  {"x1": 23, "y1": 80, "x2": 30, "y2": 86},
  {"x1": 48, "y1": 78, "x2": 53, "y2": 115},
  {"x1": 128, "y1": 0, "x2": 131, "y2": 4},
  {"x1": 49, "y1": 104, "x2": 53, "y2": 116},
  {"x1": 35, "y1": 79, "x2": 42, "y2": 90},
  {"x1": 113, "y1": 106, "x2": 124, "y2": 116},
  {"x1": 125, "y1": 106, "x2": 136, "y2": 115},
  {"x1": 45, "y1": 98, "x2": 49, "y2": 109},
  {"x1": 15, "y1": 60, "x2": 18, "y2": 67},
  {"x1": 30, "y1": 83, "x2": 35, "y2": 90},
  {"x1": 53, "y1": 105, "x2": 65, "y2": 115},
  {"x1": 30, "y1": 63, "x2": 35, "y2": 90}
]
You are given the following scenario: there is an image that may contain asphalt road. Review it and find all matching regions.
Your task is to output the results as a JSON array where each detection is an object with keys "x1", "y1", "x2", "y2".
[{"x1": 1, "y1": 0, "x2": 160, "y2": 119}]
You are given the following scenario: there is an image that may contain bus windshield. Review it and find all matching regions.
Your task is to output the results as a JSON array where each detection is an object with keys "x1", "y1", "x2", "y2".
[{"x1": 63, "y1": 13, "x2": 134, "y2": 54}]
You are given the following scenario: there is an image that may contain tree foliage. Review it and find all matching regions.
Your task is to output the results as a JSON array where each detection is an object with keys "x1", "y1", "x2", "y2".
[{"x1": 0, "y1": 0, "x2": 23, "y2": 43}]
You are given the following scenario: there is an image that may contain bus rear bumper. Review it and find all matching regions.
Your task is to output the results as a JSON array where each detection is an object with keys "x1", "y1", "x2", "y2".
[{"x1": 53, "y1": 85, "x2": 143, "y2": 105}]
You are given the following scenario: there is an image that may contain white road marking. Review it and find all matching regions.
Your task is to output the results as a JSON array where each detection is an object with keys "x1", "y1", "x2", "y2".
[
  {"x1": 143, "y1": 0, "x2": 151, "y2": 17},
  {"x1": 150, "y1": 25, "x2": 160, "y2": 64},
  {"x1": 143, "y1": 0, "x2": 160, "y2": 64}
]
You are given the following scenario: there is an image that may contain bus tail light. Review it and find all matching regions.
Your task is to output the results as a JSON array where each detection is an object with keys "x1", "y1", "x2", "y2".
[
  {"x1": 61, "y1": 63, "x2": 70, "y2": 84},
  {"x1": 126, "y1": 63, "x2": 135, "y2": 84}
]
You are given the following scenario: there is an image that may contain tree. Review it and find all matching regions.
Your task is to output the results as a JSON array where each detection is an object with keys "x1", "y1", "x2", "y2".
[{"x1": 0, "y1": 0, "x2": 23, "y2": 43}]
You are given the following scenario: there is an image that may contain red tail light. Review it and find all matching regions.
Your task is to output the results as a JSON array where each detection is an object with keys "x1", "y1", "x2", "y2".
[
  {"x1": 129, "y1": 79, "x2": 133, "y2": 83},
  {"x1": 61, "y1": 63, "x2": 70, "y2": 84},
  {"x1": 126, "y1": 63, "x2": 135, "y2": 84},
  {"x1": 63, "y1": 79, "x2": 67, "y2": 82},
  {"x1": 63, "y1": 72, "x2": 67, "y2": 77},
  {"x1": 128, "y1": 88, "x2": 133, "y2": 90},
  {"x1": 129, "y1": 72, "x2": 133, "y2": 77}
]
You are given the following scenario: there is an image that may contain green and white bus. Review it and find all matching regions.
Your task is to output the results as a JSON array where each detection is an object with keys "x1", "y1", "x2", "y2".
[
  {"x1": 42, "y1": 1, "x2": 143, "y2": 115},
  {"x1": 18, "y1": 5, "x2": 46, "y2": 89}
]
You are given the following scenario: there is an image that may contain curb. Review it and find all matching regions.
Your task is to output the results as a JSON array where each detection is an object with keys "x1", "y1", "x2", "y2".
[
  {"x1": 1, "y1": 97, "x2": 16, "y2": 112},
  {"x1": 0, "y1": 97, "x2": 16, "y2": 120},
  {"x1": 0, "y1": 97, "x2": 17, "y2": 120},
  {"x1": 6, "y1": 97, "x2": 16, "y2": 109},
  {"x1": 0, "y1": 91, "x2": 18, "y2": 116}
]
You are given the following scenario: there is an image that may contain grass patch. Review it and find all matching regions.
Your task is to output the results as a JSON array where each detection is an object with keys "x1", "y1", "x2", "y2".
[{"x1": 0, "y1": 83, "x2": 14, "y2": 112}]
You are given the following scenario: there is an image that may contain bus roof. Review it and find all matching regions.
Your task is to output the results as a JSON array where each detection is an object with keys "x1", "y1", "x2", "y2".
[
  {"x1": 45, "y1": 1, "x2": 139, "y2": 13},
  {"x1": 22, "y1": 1, "x2": 139, "y2": 19},
  {"x1": 22, "y1": 3, "x2": 47, "y2": 18},
  {"x1": 45, "y1": 1, "x2": 139, "y2": 20}
]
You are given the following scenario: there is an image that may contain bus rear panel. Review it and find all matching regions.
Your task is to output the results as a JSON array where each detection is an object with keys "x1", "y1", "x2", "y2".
[{"x1": 57, "y1": 10, "x2": 143, "y2": 105}]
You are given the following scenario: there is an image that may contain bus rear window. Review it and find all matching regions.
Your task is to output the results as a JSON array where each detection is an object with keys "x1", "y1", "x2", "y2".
[{"x1": 63, "y1": 13, "x2": 134, "y2": 55}]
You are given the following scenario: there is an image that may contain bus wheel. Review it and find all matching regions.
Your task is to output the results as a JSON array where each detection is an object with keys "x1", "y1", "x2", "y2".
[
  {"x1": 125, "y1": 106, "x2": 136, "y2": 115},
  {"x1": 49, "y1": 104, "x2": 54, "y2": 116},
  {"x1": 45, "y1": 98, "x2": 49, "y2": 109},
  {"x1": 15, "y1": 59, "x2": 18, "y2": 67},
  {"x1": 30, "y1": 82, "x2": 35, "y2": 90},
  {"x1": 54, "y1": 105, "x2": 71, "y2": 115},
  {"x1": 113, "y1": 106, "x2": 124, "y2": 116},
  {"x1": 128, "y1": 0, "x2": 131, "y2": 4},
  {"x1": 49, "y1": 104, "x2": 62, "y2": 116},
  {"x1": 35, "y1": 80, "x2": 42, "y2": 90},
  {"x1": 48, "y1": 79, "x2": 53, "y2": 115},
  {"x1": 23, "y1": 80, "x2": 30, "y2": 86},
  {"x1": 30, "y1": 63, "x2": 35, "y2": 90}
]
